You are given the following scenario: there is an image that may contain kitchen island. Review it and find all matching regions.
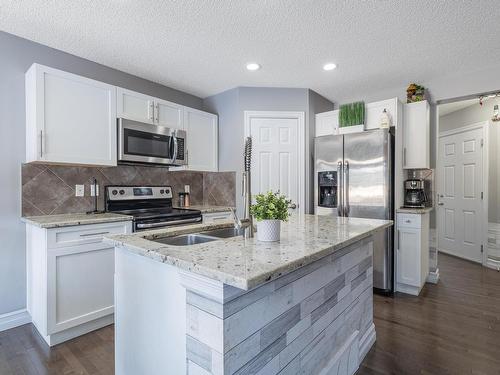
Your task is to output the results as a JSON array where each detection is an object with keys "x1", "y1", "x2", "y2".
[{"x1": 105, "y1": 215, "x2": 392, "y2": 375}]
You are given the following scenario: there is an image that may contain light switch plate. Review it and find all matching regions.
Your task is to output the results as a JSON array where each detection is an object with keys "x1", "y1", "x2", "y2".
[
  {"x1": 184, "y1": 185, "x2": 190, "y2": 193},
  {"x1": 75, "y1": 184, "x2": 85, "y2": 197},
  {"x1": 90, "y1": 184, "x2": 100, "y2": 197}
]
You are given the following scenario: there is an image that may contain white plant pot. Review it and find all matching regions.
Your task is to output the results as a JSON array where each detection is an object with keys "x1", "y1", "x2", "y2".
[
  {"x1": 256, "y1": 220, "x2": 281, "y2": 242},
  {"x1": 339, "y1": 124, "x2": 365, "y2": 134}
]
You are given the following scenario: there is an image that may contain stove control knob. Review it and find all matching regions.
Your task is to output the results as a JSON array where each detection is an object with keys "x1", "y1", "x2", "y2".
[
  {"x1": 160, "y1": 189, "x2": 165, "y2": 194},
  {"x1": 112, "y1": 190, "x2": 118, "y2": 196},
  {"x1": 165, "y1": 188, "x2": 170, "y2": 194},
  {"x1": 119, "y1": 189, "x2": 125, "y2": 195}
]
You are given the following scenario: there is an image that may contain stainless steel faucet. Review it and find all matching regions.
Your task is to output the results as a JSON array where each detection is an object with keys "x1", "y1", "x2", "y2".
[
  {"x1": 241, "y1": 137, "x2": 254, "y2": 238},
  {"x1": 231, "y1": 208, "x2": 252, "y2": 232}
]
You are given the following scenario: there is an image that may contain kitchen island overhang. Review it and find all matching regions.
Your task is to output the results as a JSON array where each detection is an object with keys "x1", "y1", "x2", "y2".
[{"x1": 106, "y1": 215, "x2": 392, "y2": 375}]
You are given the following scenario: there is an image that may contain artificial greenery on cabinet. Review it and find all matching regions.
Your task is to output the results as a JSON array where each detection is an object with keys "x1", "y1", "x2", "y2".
[{"x1": 339, "y1": 101, "x2": 365, "y2": 127}]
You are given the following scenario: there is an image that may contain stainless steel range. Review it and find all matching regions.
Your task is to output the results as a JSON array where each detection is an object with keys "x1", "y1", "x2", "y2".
[{"x1": 105, "y1": 185, "x2": 202, "y2": 232}]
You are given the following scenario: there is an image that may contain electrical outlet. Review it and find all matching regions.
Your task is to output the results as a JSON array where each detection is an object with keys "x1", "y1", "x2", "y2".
[
  {"x1": 90, "y1": 184, "x2": 100, "y2": 197},
  {"x1": 75, "y1": 184, "x2": 85, "y2": 197}
]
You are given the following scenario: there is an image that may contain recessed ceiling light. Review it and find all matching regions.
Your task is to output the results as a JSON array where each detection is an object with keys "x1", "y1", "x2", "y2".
[
  {"x1": 246, "y1": 63, "x2": 261, "y2": 71},
  {"x1": 323, "y1": 63, "x2": 337, "y2": 71}
]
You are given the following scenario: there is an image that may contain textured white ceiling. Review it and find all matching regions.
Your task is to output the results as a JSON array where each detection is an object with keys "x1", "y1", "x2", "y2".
[{"x1": 1, "y1": 1, "x2": 500, "y2": 101}]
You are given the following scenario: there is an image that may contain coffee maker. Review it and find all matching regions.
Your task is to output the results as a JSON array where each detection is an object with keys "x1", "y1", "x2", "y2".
[{"x1": 404, "y1": 179, "x2": 427, "y2": 208}]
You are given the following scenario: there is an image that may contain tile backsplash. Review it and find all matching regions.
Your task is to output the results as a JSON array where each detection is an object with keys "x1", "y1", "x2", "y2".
[{"x1": 22, "y1": 163, "x2": 235, "y2": 216}]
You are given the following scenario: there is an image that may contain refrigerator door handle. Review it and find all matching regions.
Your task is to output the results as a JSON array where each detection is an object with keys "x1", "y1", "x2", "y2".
[
  {"x1": 343, "y1": 161, "x2": 349, "y2": 216},
  {"x1": 337, "y1": 161, "x2": 343, "y2": 216}
]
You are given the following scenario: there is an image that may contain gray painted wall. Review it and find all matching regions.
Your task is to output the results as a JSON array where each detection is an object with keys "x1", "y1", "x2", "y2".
[
  {"x1": 440, "y1": 98, "x2": 500, "y2": 223},
  {"x1": 203, "y1": 87, "x2": 334, "y2": 215},
  {"x1": 0, "y1": 31, "x2": 203, "y2": 316}
]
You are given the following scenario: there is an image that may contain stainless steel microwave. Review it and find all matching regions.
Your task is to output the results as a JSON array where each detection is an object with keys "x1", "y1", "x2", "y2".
[{"x1": 117, "y1": 118, "x2": 187, "y2": 166}]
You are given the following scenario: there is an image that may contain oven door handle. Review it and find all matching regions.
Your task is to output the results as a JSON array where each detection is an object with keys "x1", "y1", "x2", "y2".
[{"x1": 136, "y1": 217, "x2": 201, "y2": 229}]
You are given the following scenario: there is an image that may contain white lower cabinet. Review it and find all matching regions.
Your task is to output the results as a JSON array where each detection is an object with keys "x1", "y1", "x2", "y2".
[
  {"x1": 396, "y1": 213, "x2": 429, "y2": 296},
  {"x1": 26, "y1": 221, "x2": 132, "y2": 346}
]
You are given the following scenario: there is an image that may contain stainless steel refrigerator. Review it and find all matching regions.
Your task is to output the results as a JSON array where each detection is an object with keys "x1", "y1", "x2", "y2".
[{"x1": 314, "y1": 128, "x2": 394, "y2": 294}]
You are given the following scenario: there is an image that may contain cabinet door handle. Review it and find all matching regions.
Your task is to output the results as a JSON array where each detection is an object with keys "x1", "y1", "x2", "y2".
[
  {"x1": 79, "y1": 231, "x2": 110, "y2": 237},
  {"x1": 149, "y1": 101, "x2": 154, "y2": 121},
  {"x1": 403, "y1": 148, "x2": 406, "y2": 166},
  {"x1": 40, "y1": 130, "x2": 43, "y2": 158},
  {"x1": 397, "y1": 229, "x2": 400, "y2": 246}
]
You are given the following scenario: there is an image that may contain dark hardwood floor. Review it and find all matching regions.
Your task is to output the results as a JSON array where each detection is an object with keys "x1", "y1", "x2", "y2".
[
  {"x1": 358, "y1": 254, "x2": 500, "y2": 375},
  {"x1": 1, "y1": 254, "x2": 499, "y2": 374}
]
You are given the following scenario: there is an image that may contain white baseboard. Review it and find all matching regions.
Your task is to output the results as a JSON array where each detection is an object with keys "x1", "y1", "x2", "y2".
[
  {"x1": 396, "y1": 282, "x2": 423, "y2": 296},
  {"x1": 485, "y1": 258, "x2": 500, "y2": 271},
  {"x1": 36, "y1": 314, "x2": 114, "y2": 347},
  {"x1": 0, "y1": 309, "x2": 31, "y2": 332},
  {"x1": 426, "y1": 268, "x2": 440, "y2": 284}
]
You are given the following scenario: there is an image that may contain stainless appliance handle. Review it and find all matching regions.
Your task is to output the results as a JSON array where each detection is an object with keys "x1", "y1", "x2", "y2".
[
  {"x1": 337, "y1": 161, "x2": 343, "y2": 216},
  {"x1": 171, "y1": 131, "x2": 179, "y2": 164},
  {"x1": 403, "y1": 148, "x2": 407, "y2": 166},
  {"x1": 136, "y1": 217, "x2": 201, "y2": 229},
  {"x1": 343, "y1": 161, "x2": 349, "y2": 216},
  {"x1": 155, "y1": 102, "x2": 159, "y2": 123}
]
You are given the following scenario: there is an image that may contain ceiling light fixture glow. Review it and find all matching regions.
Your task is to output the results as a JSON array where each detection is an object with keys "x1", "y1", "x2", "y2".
[
  {"x1": 323, "y1": 63, "x2": 337, "y2": 71},
  {"x1": 246, "y1": 63, "x2": 261, "y2": 71}
]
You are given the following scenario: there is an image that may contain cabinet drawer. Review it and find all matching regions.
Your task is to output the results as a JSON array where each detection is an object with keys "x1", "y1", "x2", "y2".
[
  {"x1": 202, "y1": 211, "x2": 233, "y2": 223},
  {"x1": 397, "y1": 214, "x2": 421, "y2": 229},
  {"x1": 47, "y1": 222, "x2": 131, "y2": 249}
]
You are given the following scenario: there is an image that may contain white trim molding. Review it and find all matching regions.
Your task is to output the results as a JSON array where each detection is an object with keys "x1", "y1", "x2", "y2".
[
  {"x1": 486, "y1": 222, "x2": 500, "y2": 271},
  {"x1": 0, "y1": 309, "x2": 31, "y2": 332},
  {"x1": 243, "y1": 110, "x2": 306, "y2": 215}
]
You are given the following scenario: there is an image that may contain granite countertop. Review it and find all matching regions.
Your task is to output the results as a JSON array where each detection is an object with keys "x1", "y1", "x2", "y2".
[
  {"x1": 396, "y1": 207, "x2": 434, "y2": 214},
  {"x1": 174, "y1": 205, "x2": 234, "y2": 214},
  {"x1": 105, "y1": 215, "x2": 392, "y2": 290},
  {"x1": 22, "y1": 212, "x2": 133, "y2": 228}
]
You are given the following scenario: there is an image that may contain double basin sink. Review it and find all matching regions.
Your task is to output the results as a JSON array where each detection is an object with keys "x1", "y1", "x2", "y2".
[{"x1": 152, "y1": 227, "x2": 245, "y2": 246}]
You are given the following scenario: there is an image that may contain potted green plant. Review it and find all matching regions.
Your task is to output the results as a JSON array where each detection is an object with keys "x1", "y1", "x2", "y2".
[{"x1": 250, "y1": 191, "x2": 292, "y2": 242}]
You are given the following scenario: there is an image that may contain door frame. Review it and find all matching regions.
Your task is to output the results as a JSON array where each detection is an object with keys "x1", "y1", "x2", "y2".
[
  {"x1": 244, "y1": 111, "x2": 306, "y2": 215},
  {"x1": 436, "y1": 120, "x2": 489, "y2": 265}
]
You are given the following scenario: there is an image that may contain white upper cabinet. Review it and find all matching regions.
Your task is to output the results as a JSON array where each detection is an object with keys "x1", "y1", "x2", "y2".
[
  {"x1": 155, "y1": 98, "x2": 184, "y2": 129},
  {"x1": 117, "y1": 88, "x2": 154, "y2": 124},
  {"x1": 117, "y1": 88, "x2": 183, "y2": 129},
  {"x1": 183, "y1": 107, "x2": 218, "y2": 171},
  {"x1": 315, "y1": 110, "x2": 339, "y2": 137},
  {"x1": 365, "y1": 98, "x2": 398, "y2": 130},
  {"x1": 403, "y1": 100, "x2": 430, "y2": 169},
  {"x1": 25, "y1": 64, "x2": 117, "y2": 166},
  {"x1": 26, "y1": 64, "x2": 218, "y2": 170}
]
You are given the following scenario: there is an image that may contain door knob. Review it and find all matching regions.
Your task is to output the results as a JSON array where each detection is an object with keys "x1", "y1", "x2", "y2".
[{"x1": 289, "y1": 203, "x2": 297, "y2": 209}]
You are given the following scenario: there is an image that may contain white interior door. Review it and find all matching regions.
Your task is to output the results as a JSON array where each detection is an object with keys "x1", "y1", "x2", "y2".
[
  {"x1": 245, "y1": 111, "x2": 305, "y2": 215},
  {"x1": 437, "y1": 124, "x2": 485, "y2": 263}
]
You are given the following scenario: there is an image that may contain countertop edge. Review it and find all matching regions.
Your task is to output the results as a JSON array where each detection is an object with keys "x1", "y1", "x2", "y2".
[
  {"x1": 21, "y1": 214, "x2": 133, "y2": 229},
  {"x1": 396, "y1": 207, "x2": 434, "y2": 214},
  {"x1": 106, "y1": 219, "x2": 393, "y2": 291}
]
